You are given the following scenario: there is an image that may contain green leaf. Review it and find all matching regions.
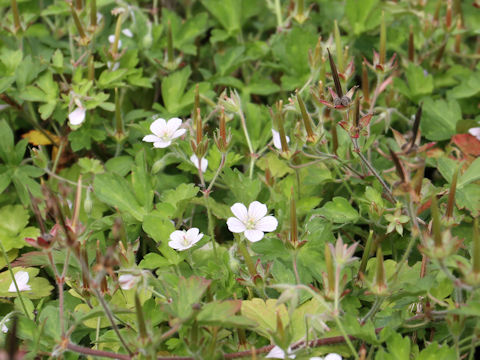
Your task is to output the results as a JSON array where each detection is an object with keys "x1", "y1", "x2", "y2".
[
  {"x1": 458, "y1": 157, "x2": 480, "y2": 188},
  {"x1": 417, "y1": 342, "x2": 456, "y2": 360},
  {"x1": 93, "y1": 173, "x2": 147, "y2": 221},
  {"x1": 97, "y1": 69, "x2": 129, "y2": 88},
  {"x1": 167, "y1": 276, "x2": 211, "y2": 321},
  {"x1": 421, "y1": 98, "x2": 461, "y2": 141},
  {"x1": 0, "y1": 205, "x2": 39, "y2": 252},
  {"x1": 197, "y1": 300, "x2": 243, "y2": 325},
  {"x1": 78, "y1": 157, "x2": 104, "y2": 174},
  {"x1": 0, "y1": 120, "x2": 14, "y2": 161},
  {"x1": 256, "y1": 152, "x2": 294, "y2": 178},
  {"x1": 345, "y1": 0, "x2": 381, "y2": 35},
  {"x1": 138, "y1": 253, "x2": 171, "y2": 269},
  {"x1": 161, "y1": 183, "x2": 199, "y2": 218},
  {"x1": 241, "y1": 298, "x2": 289, "y2": 338},
  {"x1": 394, "y1": 64, "x2": 433, "y2": 102},
  {"x1": 161, "y1": 66, "x2": 192, "y2": 114},
  {"x1": 214, "y1": 46, "x2": 245, "y2": 76},
  {"x1": 200, "y1": 0, "x2": 242, "y2": 35},
  {"x1": 317, "y1": 197, "x2": 359, "y2": 223}
]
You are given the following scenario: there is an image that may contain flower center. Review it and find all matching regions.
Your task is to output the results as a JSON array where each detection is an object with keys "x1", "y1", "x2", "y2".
[
  {"x1": 182, "y1": 235, "x2": 190, "y2": 246},
  {"x1": 245, "y1": 217, "x2": 256, "y2": 230}
]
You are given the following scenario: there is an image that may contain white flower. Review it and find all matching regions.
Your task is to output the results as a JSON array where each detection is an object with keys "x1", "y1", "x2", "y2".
[
  {"x1": 266, "y1": 346, "x2": 296, "y2": 359},
  {"x1": 118, "y1": 274, "x2": 137, "y2": 290},
  {"x1": 226, "y1": 201, "x2": 278, "y2": 242},
  {"x1": 324, "y1": 354, "x2": 342, "y2": 360},
  {"x1": 143, "y1": 117, "x2": 186, "y2": 148},
  {"x1": 68, "y1": 106, "x2": 86, "y2": 126},
  {"x1": 107, "y1": 61, "x2": 120, "y2": 71},
  {"x1": 169, "y1": 228, "x2": 204, "y2": 251},
  {"x1": 190, "y1": 154, "x2": 208, "y2": 173},
  {"x1": 122, "y1": 28, "x2": 133, "y2": 38},
  {"x1": 1, "y1": 320, "x2": 8, "y2": 333},
  {"x1": 108, "y1": 34, "x2": 122, "y2": 49},
  {"x1": 8, "y1": 271, "x2": 32, "y2": 292},
  {"x1": 468, "y1": 127, "x2": 480, "y2": 141},
  {"x1": 272, "y1": 129, "x2": 290, "y2": 150}
]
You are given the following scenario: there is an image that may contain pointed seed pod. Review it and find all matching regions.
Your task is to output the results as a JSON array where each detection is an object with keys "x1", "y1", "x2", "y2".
[
  {"x1": 167, "y1": 20, "x2": 174, "y2": 63},
  {"x1": 296, "y1": 90, "x2": 316, "y2": 142},
  {"x1": 325, "y1": 243, "x2": 335, "y2": 293},
  {"x1": 290, "y1": 187, "x2": 298, "y2": 246},
  {"x1": 446, "y1": 167, "x2": 458, "y2": 219},
  {"x1": 408, "y1": 103, "x2": 422, "y2": 151},
  {"x1": 327, "y1": 48, "x2": 343, "y2": 98},
  {"x1": 362, "y1": 62, "x2": 370, "y2": 104},
  {"x1": 379, "y1": 11, "x2": 386, "y2": 66},
  {"x1": 334, "y1": 20, "x2": 344, "y2": 73},
  {"x1": 408, "y1": 25, "x2": 415, "y2": 62},
  {"x1": 431, "y1": 196, "x2": 443, "y2": 248},
  {"x1": 389, "y1": 148, "x2": 406, "y2": 183},
  {"x1": 473, "y1": 219, "x2": 480, "y2": 274},
  {"x1": 90, "y1": 0, "x2": 97, "y2": 28},
  {"x1": 135, "y1": 292, "x2": 148, "y2": 340}
]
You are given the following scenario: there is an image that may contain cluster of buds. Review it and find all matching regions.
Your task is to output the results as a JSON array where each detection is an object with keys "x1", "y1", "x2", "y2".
[
  {"x1": 364, "y1": 12, "x2": 397, "y2": 74},
  {"x1": 213, "y1": 107, "x2": 232, "y2": 153},
  {"x1": 339, "y1": 96, "x2": 372, "y2": 139},
  {"x1": 457, "y1": 220, "x2": 480, "y2": 287},
  {"x1": 318, "y1": 49, "x2": 358, "y2": 111},
  {"x1": 322, "y1": 236, "x2": 358, "y2": 302},
  {"x1": 236, "y1": 257, "x2": 272, "y2": 291},
  {"x1": 418, "y1": 196, "x2": 463, "y2": 260}
]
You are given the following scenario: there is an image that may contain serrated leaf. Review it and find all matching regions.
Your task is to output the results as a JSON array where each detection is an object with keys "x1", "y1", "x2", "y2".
[
  {"x1": 93, "y1": 173, "x2": 146, "y2": 221},
  {"x1": 241, "y1": 298, "x2": 289, "y2": 338},
  {"x1": 317, "y1": 197, "x2": 359, "y2": 223}
]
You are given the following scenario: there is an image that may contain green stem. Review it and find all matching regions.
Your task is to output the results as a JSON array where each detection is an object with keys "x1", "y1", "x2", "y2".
[
  {"x1": 238, "y1": 239, "x2": 256, "y2": 277},
  {"x1": 0, "y1": 240, "x2": 30, "y2": 319},
  {"x1": 204, "y1": 194, "x2": 218, "y2": 258},
  {"x1": 274, "y1": 0, "x2": 283, "y2": 28},
  {"x1": 334, "y1": 316, "x2": 359, "y2": 360},
  {"x1": 206, "y1": 153, "x2": 226, "y2": 193},
  {"x1": 238, "y1": 110, "x2": 255, "y2": 179},
  {"x1": 352, "y1": 138, "x2": 396, "y2": 204}
]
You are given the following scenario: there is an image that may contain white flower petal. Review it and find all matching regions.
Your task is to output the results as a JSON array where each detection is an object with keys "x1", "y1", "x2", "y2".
[
  {"x1": 150, "y1": 118, "x2": 167, "y2": 136},
  {"x1": 1, "y1": 323, "x2": 7, "y2": 333},
  {"x1": 190, "y1": 155, "x2": 208, "y2": 173},
  {"x1": 255, "y1": 216, "x2": 278, "y2": 232},
  {"x1": 107, "y1": 61, "x2": 120, "y2": 71},
  {"x1": 266, "y1": 346, "x2": 296, "y2": 359},
  {"x1": 108, "y1": 34, "x2": 116, "y2": 43},
  {"x1": 122, "y1": 28, "x2": 133, "y2": 37},
  {"x1": 231, "y1": 203, "x2": 248, "y2": 222},
  {"x1": 8, "y1": 271, "x2": 31, "y2": 292},
  {"x1": 272, "y1": 129, "x2": 290, "y2": 150},
  {"x1": 186, "y1": 227, "x2": 200, "y2": 239},
  {"x1": 468, "y1": 127, "x2": 480, "y2": 140},
  {"x1": 153, "y1": 140, "x2": 172, "y2": 148},
  {"x1": 170, "y1": 230, "x2": 186, "y2": 243},
  {"x1": 68, "y1": 107, "x2": 86, "y2": 126},
  {"x1": 324, "y1": 354, "x2": 342, "y2": 360},
  {"x1": 248, "y1": 201, "x2": 268, "y2": 221},
  {"x1": 166, "y1": 117, "x2": 183, "y2": 134},
  {"x1": 169, "y1": 239, "x2": 190, "y2": 251},
  {"x1": 309, "y1": 357, "x2": 324, "y2": 360},
  {"x1": 227, "y1": 217, "x2": 247, "y2": 233},
  {"x1": 171, "y1": 128, "x2": 186, "y2": 139},
  {"x1": 118, "y1": 274, "x2": 136, "y2": 290},
  {"x1": 143, "y1": 134, "x2": 161, "y2": 143},
  {"x1": 244, "y1": 229, "x2": 265, "y2": 242}
]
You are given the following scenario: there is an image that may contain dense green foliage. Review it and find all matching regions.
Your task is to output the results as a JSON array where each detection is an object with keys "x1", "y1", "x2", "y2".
[{"x1": 0, "y1": 0, "x2": 479, "y2": 359}]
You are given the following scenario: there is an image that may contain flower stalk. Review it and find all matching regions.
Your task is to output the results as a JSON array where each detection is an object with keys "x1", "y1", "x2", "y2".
[{"x1": 11, "y1": 0, "x2": 22, "y2": 32}]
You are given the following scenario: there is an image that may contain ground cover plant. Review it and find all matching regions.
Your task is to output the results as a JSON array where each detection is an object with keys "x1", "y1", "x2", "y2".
[{"x1": 0, "y1": 0, "x2": 479, "y2": 359}]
